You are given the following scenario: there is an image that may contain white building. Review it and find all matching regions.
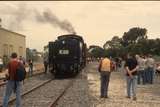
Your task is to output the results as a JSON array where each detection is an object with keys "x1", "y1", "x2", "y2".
[{"x1": 0, "y1": 27, "x2": 26, "y2": 58}]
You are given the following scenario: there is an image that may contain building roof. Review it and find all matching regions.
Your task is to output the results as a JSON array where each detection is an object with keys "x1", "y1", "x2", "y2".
[{"x1": 0, "y1": 27, "x2": 26, "y2": 38}]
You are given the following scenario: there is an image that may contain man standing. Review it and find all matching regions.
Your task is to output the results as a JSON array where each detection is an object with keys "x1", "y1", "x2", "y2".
[
  {"x1": 28, "y1": 59, "x2": 33, "y2": 76},
  {"x1": 125, "y1": 54, "x2": 138, "y2": 100},
  {"x1": 136, "y1": 55, "x2": 146, "y2": 85},
  {"x1": 2, "y1": 53, "x2": 22, "y2": 107},
  {"x1": 146, "y1": 54, "x2": 155, "y2": 84},
  {"x1": 98, "y1": 56, "x2": 112, "y2": 98},
  {"x1": 43, "y1": 56, "x2": 48, "y2": 74}
]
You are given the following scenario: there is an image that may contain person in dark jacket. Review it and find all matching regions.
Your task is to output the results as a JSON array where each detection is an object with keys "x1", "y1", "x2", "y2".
[
  {"x1": 28, "y1": 59, "x2": 33, "y2": 76},
  {"x1": 43, "y1": 56, "x2": 48, "y2": 74},
  {"x1": 125, "y1": 53, "x2": 138, "y2": 101}
]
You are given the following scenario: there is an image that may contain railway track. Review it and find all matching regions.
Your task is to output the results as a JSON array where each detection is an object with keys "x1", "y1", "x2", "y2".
[
  {"x1": 0, "y1": 78, "x2": 53, "y2": 107},
  {"x1": 0, "y1": 71, "x2": 53, "y2": 106},
  {"x1": 6, "y1": 73, "x2": 80, "y2": 107},
  {"x1": 49, "y1": 78, "x2": 76, "y2": 107}
]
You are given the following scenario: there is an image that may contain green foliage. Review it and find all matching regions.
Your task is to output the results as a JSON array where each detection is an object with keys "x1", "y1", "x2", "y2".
[
  {"x1": 89, "y1": 27, "x2": 160, "y2": 59},
  {"x1": 103, "y1": 27, "x2": 160, "y2": 58},
  {"x1": 88, "y1": 45, "x2": 104, "y2": 58},
  {"x1": 26, "y1": 48, "x2": 33, "y2": 61},
  {"x1": 26, "y1": 48, "x2": 40, "y2": 62},
  {"x1": 122, "y1": 27, "x2": 147, "y2": 46},
  {"x1": 153, "y1": 55, "x2": 160, "y2": 62}
]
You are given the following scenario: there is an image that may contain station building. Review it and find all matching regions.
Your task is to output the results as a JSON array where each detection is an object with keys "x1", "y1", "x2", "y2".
[{"x1": 0, "y1": 27, "x2": 26, "y2": 59}]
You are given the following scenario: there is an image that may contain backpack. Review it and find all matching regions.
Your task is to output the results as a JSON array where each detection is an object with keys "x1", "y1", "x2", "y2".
[{"x1": 15, "y1": 63, "x2": 26, "y2": 81}]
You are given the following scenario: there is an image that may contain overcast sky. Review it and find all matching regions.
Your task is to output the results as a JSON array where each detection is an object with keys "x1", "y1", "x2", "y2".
[{"x1": 0, "y1": 1, "x2": 160, "y2": 51}]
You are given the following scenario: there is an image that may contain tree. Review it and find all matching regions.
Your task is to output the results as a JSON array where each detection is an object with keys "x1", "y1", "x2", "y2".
[
  {"x1": 122, "y1": 27, "x2": 147, "y2": 46},
  {"x1": 88, "y1": 45, "x2": 104, "y2": 58},
  {"x1": 26, "y1": 48, "x2": 40, "y2": 62},
  {"x1": 102, "y1": 27, "x2": 160, "y2": 58},
  {"x1": 104, "y1": 36, "x2": 122, "y2": 49},
  {"x1": 154, "y1": 38, "x2": 160, "y2": 55},
  {"x1": 103, "y1": 36, "x2": 123, "y2": 57},
  {"x1": 26, "y1": 48, "x2": 33, "y2": 61}
]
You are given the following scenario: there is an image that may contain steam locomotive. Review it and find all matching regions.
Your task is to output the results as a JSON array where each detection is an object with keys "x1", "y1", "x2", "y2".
[{"x1": 48, "y1": 34, "x2": 86, "y2": 77}]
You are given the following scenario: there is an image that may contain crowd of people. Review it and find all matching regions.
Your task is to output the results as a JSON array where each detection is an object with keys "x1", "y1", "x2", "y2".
[
  {"x1": 0, "y1": 52, "x2": 159, "y2": 106},
  {"x1": 98, "y1": 53, "x2": 158, "y2": 101}
]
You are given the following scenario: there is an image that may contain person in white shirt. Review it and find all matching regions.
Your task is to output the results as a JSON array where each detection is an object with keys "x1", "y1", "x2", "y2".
[
  {"x1": 136, "y1": 55, "x2": 146, "y2": 85},
  {"x1": 146, "y1": 54, "x2": 155, "y2": 84}
]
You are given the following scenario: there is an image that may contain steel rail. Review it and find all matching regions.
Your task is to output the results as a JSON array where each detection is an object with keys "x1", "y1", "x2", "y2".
[
  {"x1": 49, "y1": 74, "x2": 80, "y2": 107},
  {"x1": 0, "y1": 78, "x2": 53, "y2": 107}
]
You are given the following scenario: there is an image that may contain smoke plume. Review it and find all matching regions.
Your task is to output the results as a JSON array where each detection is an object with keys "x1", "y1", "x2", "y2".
[
  {"x1": 0, "y1": 4, "x2": 76, "y2": 33},
  {"x1": 34, "y1": 9, "x2": 76, "y2": 34},
  {"x1": 8, "y1": 4, "x2": 28, "y2": 31}
]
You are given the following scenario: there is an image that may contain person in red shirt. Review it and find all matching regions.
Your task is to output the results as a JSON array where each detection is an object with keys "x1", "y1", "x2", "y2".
[{"x1": 2, "y1": 52, "x2": 22, "y2": 107}]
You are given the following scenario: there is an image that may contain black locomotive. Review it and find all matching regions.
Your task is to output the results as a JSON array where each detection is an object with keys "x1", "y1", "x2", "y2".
[{"x1": 48, "y1": 34, "x2": 86, "y2": 77}]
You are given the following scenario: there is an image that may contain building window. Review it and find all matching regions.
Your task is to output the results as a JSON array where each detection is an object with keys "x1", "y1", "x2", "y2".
[
  {"x1": 19, "y1": 46, "x2": 23, "y2": 56},
  {"x1": 9, "y1": 45, "x2": 13, "y2": 56},
  {"x1": 3, "y1": 44, "x2": 8, "y2": 56}
]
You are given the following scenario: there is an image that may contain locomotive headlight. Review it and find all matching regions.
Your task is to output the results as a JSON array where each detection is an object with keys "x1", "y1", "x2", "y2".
[{"x1": 62, "y1": 41, "x2": 65, "y2": 44}]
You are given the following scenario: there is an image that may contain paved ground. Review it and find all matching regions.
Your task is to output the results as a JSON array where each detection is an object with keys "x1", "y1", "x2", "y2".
[{"x1": 88, "y1": 62, "x2": 160, "y2": 107}]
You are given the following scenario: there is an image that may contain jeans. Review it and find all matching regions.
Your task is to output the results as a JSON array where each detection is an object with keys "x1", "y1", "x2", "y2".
[
  {"x1": 2, "y1": 80, "x2": 22, "y2": 107},
  {"x1": 29, "y1": 65, "x2": 33, "y2": 76},
  {"x1": 144, "y1": 69, "x2": 149, "y2": 83},
  {"x1": 100, "y1": 71, "x2": 111, "y2": 97},
  {"x1": 126, "y1": 76, "x2": 137, "y2": 97},
  {"x1": 137, "y1": 70, "x2": 145, "y2": 84},
  {"x1": 148, "y1": 67, "x2": 154, "y2": 84}
]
